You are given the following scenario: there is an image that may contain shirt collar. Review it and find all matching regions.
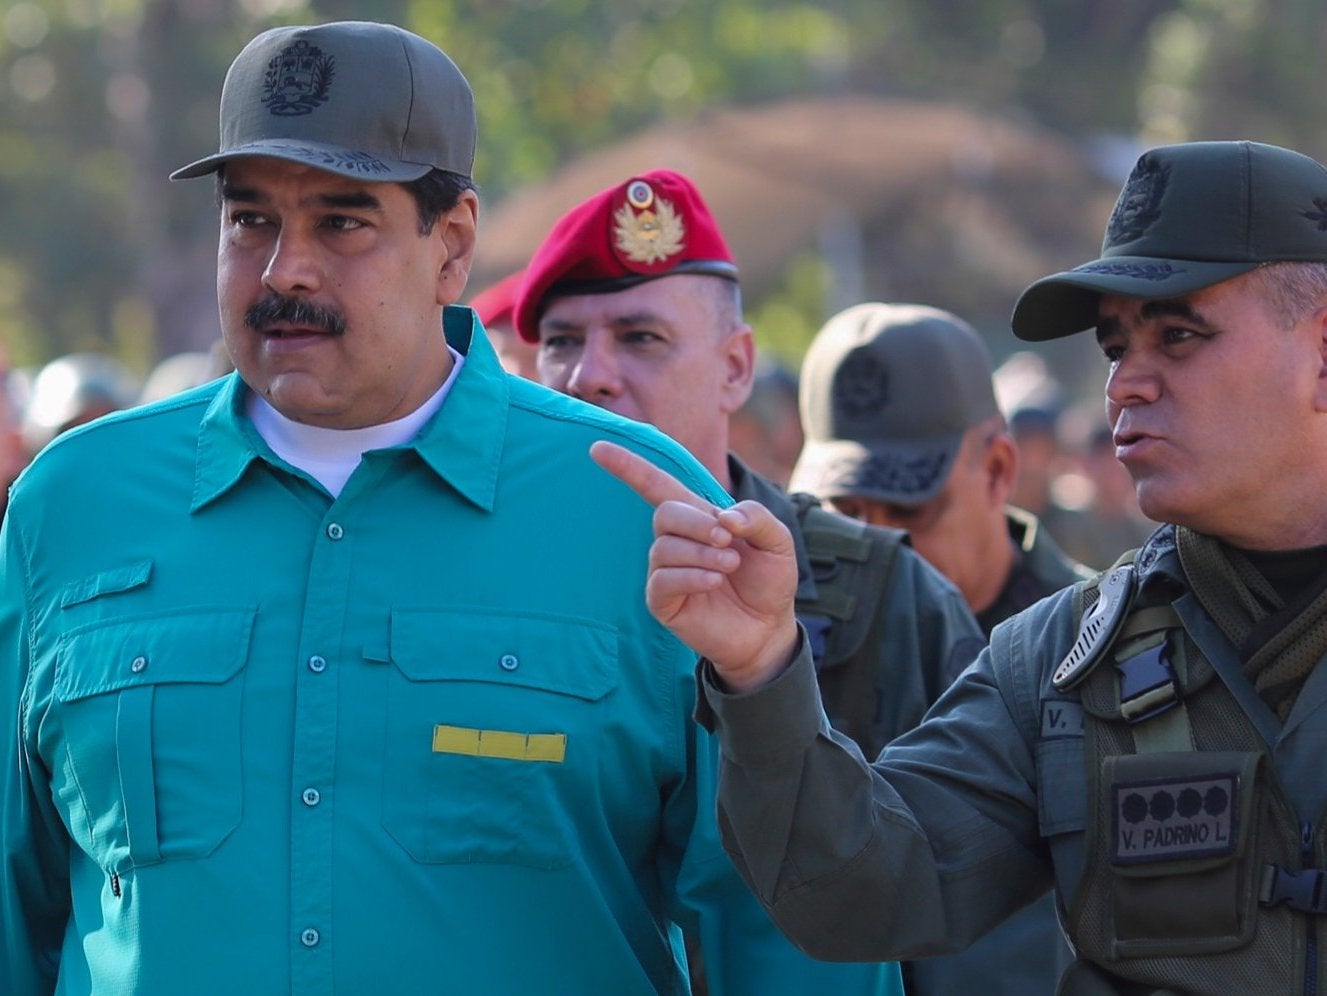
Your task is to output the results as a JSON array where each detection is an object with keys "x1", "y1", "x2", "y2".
[
  {"x1": 1129, "y1": 521, "x2": 1182, "y2": 600},
  {"x1": 191, "y1": 306, "x2": 509, "y2": 513}
]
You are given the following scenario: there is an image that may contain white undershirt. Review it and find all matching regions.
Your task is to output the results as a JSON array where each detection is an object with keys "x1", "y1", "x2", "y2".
[{"x1": 247, "y1": 346, "x2": 465, "y2": 497}]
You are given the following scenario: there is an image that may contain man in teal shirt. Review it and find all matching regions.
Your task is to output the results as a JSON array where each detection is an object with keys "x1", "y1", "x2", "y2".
[{"x1": 0, "y1": 21, "x2": 854, "y2": 994}]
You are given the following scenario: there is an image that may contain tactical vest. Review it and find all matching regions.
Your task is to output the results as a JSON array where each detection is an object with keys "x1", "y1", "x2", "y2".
[
  {"x1": 788, "y1": 493, "x2": 903, "y2": 759},
  {"x1": 1054, "y1": 556, "x2": 1326, "y2": 994}
]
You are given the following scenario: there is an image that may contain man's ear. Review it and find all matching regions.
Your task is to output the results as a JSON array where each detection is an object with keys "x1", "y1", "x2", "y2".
[
  {"x1": 435, "y1": 189, "x2": 479, "y2": 307},
  {"x1": 719, "y1": 323, "x2": 757, "y2": 415},
  {"x1": 985, "y1": 430, "x2": 1019, "y2": 506}
]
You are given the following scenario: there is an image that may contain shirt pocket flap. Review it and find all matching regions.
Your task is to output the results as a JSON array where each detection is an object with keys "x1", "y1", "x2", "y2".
[
  {"x1": 389, "y1": 609, "x2": 617, "y2": 702},
  {"x1": 55, "y1": 608, "x2": 257, "y2": 703},
  {"x1": 60, "y1": 560, "x2": 153, "y2": 608}
]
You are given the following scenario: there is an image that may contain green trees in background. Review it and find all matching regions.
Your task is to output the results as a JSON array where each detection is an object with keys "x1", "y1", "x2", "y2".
[{"x1": 0, "y1": 0, "x2": 1321, "y2": 372}]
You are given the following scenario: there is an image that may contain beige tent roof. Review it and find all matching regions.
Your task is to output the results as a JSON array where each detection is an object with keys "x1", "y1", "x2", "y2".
[{"x1": 470, "y1": 94, "x2": 1118, "y2": 336}]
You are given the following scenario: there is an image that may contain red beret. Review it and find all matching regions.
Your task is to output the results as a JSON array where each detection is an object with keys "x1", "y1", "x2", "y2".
[
  {"x1": 513, "y1": 169, "x2": 738, "y2": 342},
  {"x1": 467, "y1": 269, "x2": 524, "y2": 327}
]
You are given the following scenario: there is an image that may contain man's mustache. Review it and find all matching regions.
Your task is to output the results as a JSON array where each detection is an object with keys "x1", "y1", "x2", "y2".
[{"x1": 245, "y1": 295, "x2": 347, "y2": 336}]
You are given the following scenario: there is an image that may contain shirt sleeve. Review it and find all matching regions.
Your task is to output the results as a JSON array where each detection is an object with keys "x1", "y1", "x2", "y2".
[
  {"x1": 659, "y1": 636, "x2": 903, "y2": 996},
  {"x1": 697, "y1": 621, "x2": 1054, "y2": 964},
  {"x1": 681, "y1": 724, "x2": 904, "y2": 995},
  {"x1": 1, "y1": 509, "x2": 69, "y2": 995}
]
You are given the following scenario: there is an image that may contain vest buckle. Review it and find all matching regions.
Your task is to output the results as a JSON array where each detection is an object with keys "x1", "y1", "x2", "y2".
[
  {"x1": 1116, "y1": 641, "x2": 1180, "y2": 724},
  {"x1": 1260, "y1": 864, "x2": 1327, "y2": 914}
]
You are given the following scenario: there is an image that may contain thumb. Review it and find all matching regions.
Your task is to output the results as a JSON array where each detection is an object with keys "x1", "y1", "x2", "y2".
[{"x1": 716, "y1": 500, "x2": 797, "y2": 559}]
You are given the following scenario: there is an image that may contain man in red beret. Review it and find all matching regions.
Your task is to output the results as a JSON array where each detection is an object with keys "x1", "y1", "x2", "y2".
[{"x1": 515, "y1": 170, "x2": 986, "y2": 993}]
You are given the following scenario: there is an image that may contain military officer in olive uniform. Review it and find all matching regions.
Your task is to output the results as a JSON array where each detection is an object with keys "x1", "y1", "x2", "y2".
[{"x1": 593, "y1": 139, "x2": 1327, "y2": 993}]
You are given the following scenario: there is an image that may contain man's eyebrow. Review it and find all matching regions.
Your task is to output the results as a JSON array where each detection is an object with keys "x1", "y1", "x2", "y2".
[
  {"x1": 539, "y1": 311, "x2": 666, "y2": 334},
  {"x1": 314, "y1": 190, "x2": 383, "y2": 212},
  {"x1": 220, "y1": 182, "x2": 263, "y2": 204},
  {"x1": 540, "y1": 316, "x2": 585, "y2": 334},
  {"x1": 1139, "y1": 298, "x2": 1210, "y2": 326},
  {"x1": 219, "y1": 185, "x2": 383, "y2": 212},
  {"x1": 1095, "y1": 298, "x2": 1213, "y2": 343},
  {"x1": 606, "y1": 311, "x2": 665, "y2": 330}
]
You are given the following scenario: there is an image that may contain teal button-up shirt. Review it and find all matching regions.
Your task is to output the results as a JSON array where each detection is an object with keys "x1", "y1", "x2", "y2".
[{"x1": 1, "y1": 309, "x2": 898, "y2": 995}]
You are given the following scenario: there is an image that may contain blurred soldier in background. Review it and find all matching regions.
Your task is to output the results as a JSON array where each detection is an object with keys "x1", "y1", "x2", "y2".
[
  {"x1": 19, "y1": 351, "x2": 139, "y2": 459},
  {"x1": 788, "y1": 301, "x2": 1090, "y2": 994},
  {"x1": 728, "y1": 360, "x2": 804, "y2": 490}
]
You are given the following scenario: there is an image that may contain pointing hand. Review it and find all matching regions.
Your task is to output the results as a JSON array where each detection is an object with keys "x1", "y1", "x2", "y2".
[{"x1": 591, "y1": 441, "x2": 800, "y2": 691}]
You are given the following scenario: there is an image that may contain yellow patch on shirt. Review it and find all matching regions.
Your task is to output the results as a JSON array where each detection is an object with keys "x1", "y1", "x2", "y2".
[{"x1": 432, "y1": 724, "x2": 566, "y2": 763}]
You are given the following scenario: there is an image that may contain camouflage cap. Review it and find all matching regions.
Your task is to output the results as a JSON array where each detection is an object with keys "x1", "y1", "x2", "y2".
[
  {"x1": 1012, "y1": 141, "x2": 1327, "y2": 341},
  {"x1": 788, "y1": 303, "x2": 999, "y2": 505},
  {"x1": 171, "y1": 21, "x2": 475, "y2": 182}
]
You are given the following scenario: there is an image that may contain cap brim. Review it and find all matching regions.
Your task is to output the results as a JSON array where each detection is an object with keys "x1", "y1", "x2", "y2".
[
  {"x1": 169, "y1": 140, "x2": 435, "y2": 182},
  {"x1": 1011, "y1": 256, "x2": 1259, "y2": 341},
  {"x1": 788, "y1": 434, "x2": 962, "y2": 505}
]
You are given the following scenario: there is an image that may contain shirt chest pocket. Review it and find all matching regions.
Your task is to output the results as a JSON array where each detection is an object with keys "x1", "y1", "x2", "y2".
[
  {"x1": 381, "y1": 609, "x2": 619, "y2": 869},
  {"x1": 50, "y1": 607, "x2": 256, "y2": 869}
]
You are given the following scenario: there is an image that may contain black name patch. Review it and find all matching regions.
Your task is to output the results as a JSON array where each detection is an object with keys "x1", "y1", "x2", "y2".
[{"x1": 1112, "y1": 772, "x2": 1238, "y2": 865}]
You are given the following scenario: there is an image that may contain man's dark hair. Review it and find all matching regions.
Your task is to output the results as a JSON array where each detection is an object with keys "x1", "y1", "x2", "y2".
[{"x1": 403, "y1": 169, "x2": 477, "y2": 235}]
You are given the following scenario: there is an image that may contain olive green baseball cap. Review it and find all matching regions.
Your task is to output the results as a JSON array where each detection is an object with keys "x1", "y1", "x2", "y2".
[
  {"x1": 1012, "y1": 141, "x2": 1327, "y2": 341},
  {"x1": 171, "y1": 21, "x2": 475, "y2": 182},
  {"x1": 788, "y1": 302, "x2": 999, "y2": 505}
]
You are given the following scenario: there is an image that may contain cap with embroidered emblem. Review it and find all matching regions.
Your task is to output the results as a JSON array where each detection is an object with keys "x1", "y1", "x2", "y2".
[
  {"x1": 170, "y1": 20, "x2": 475, "y2": 182},
  {"x1": 512, "y1": 169, "x2": 738, "y2": 343},
  {"x1": 1012, "y1": 141, "x2": 1327, "y2": 341},
  {"x1": 788, "y1": 302, "x2": 999, "y2": 505}
]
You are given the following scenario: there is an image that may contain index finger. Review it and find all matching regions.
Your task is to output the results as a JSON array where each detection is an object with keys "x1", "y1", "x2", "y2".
[{"x1": 590, "y1": 440, "x2": 715, "y2": 512}]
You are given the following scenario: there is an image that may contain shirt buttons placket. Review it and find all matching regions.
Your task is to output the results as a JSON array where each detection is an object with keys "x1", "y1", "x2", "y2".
[
  {"x1": 301, "y1": 788, "x2": 321, "y2": 807},
  {"x1": 300, "y1": 927, "x2": 320, "y2": 947},
  {"x1": 307, "y1": 655, "x2": 327, "y2": 673},
  {"x1": 326, "y1": 523, "x2": 344, "y2": 540}
]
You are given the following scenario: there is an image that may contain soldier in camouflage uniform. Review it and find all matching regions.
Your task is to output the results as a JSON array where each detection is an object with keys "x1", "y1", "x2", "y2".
[
  {"x1": 595, "y1": 140, "x2": 1327, "y2": 993},
  {"x1": 513, "y1": 169, "x2": 986, "y2": 994}
]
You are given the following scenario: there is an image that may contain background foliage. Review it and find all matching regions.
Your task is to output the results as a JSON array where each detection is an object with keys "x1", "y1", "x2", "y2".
[{"x1": 2, "y1": 0, "x2": 1324, "y2": 386}]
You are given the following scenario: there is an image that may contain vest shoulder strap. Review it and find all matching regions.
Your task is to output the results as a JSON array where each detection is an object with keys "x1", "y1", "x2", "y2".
[
  {"x1": 789, "y1": 493, "x2": 904, "y2": 663},
  {"x1": 1068, "y1": 548, "x2": 1194, "y2": 752}
]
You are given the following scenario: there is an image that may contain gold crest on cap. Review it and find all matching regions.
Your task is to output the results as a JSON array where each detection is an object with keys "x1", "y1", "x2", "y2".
[{"x1": 613, "y1": 187, "x2": 686, "y2": 266}]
